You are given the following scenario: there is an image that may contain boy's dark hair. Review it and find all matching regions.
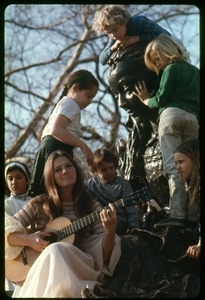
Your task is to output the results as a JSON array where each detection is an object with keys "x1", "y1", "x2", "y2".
[{"x1": 91, "y1": 148, "x2": 118, "y2": 173}]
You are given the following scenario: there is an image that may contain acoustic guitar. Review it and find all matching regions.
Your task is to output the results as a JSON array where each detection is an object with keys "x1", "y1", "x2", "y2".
[{"x1": 5, "y1": 186, "x2": 153, "y2": 284}]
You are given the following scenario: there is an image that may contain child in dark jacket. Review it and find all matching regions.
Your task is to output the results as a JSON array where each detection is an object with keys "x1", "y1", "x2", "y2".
[{"x1": 93, "y1": 5, "x2": 171, "y2": 65}]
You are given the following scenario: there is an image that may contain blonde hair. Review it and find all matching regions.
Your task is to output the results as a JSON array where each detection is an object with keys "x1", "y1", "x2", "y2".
[
  {"x1": 92, "y1": 5, "x2": 130, "y2": 32},
  {"x1": 144, "y1": 34, "x2": 190, "y2": 74}
]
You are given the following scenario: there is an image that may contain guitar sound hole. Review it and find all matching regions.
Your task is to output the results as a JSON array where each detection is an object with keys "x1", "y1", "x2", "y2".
[{"x1": 44, "y1": 232, "x2": 58, "y2": 243}]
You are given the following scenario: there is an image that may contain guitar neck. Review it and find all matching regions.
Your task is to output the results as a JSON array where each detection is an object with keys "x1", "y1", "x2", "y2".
[
  {"x1": 56, "y1": 186, "x2": 152, "y2": 241},
  {"x1": 57, "y1": 199, "x2": 125, "y2": 240}
]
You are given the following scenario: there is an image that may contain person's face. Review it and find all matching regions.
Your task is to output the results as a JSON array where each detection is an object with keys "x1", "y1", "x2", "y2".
[
  {"x1": 73, "y1": 85, "x2": 98, "y2": 109},
  {"x1": 150, "y1": 50, "x2": 169, "y2": 71},
  {"x1": 96, "y1": 161, "x2": 116, "y2": 183},
  {"x1": 53, "y1": 156, "x2": 77, "y2": 188},
  {"x1": 174, "y1": 152, "x2": 193, "y2": 181},
  {"x1": 6, "y1": 170, "x2": 28, "y2": 195},
  {"x1": 105, "y1": 24, "x2": 126, "y2": 41}
]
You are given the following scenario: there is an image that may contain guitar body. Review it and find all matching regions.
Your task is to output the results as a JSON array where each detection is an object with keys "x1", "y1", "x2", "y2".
[{"x1": 5, "y1": 216, "x2": 74, "y2": 284}]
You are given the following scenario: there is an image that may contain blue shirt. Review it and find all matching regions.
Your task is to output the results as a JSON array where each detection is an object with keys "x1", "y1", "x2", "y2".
[{"x1": 85, "y1": 175, "x2": 141, "y2": 234}]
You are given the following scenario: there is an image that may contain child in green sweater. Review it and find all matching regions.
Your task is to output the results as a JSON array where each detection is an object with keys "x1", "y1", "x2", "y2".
[{"x1": 134, "y1": 34, "x2": 199, "y2": 228}]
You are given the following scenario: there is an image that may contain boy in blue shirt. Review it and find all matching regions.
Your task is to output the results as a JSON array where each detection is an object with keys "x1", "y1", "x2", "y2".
[{"x1": 85, "y1": 147, "x2": 142, "y2": 235}]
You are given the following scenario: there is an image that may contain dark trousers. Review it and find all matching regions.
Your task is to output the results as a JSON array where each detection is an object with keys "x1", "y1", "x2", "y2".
[{"x1": 29, "y1": 135, "x2": 74, "y2": 197}]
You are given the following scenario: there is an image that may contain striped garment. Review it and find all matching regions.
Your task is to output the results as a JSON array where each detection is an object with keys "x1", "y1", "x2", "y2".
[{"x1": 14, "y1": 194, "x2": 105, "y2": 236}]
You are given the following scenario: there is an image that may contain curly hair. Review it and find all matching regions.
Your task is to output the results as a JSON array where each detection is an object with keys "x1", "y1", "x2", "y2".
[{"x1": 92, "y1": 5, "x2": 130, "y2": 32}]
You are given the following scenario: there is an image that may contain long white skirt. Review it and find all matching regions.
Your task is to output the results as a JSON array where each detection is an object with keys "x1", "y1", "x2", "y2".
[{"x1": 12, "y1": 235, "x2": 121, "y2": 298}]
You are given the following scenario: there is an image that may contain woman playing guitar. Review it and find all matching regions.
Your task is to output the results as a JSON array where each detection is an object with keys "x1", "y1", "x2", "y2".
[{"x1": 5, "y1": 150, "x2": 121, "y2": 298}]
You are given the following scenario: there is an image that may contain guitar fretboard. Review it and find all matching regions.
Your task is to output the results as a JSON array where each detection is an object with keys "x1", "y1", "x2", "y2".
[
  {"x1": 56, "y1": 186, "x2": 152, "y2": 241},
  {"x1": 56, "y1": 199, "x2": 125, "y2": 240}
]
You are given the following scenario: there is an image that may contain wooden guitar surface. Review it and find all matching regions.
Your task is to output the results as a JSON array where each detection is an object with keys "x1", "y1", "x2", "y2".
[{"x1": 5, "y1": 216, "x2": 74, "y2": 283}]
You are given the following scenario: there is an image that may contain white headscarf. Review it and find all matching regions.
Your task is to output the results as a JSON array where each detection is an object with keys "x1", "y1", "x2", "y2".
[{"x1": 5, "y1": 162, "x2": 30, "y2": 181}]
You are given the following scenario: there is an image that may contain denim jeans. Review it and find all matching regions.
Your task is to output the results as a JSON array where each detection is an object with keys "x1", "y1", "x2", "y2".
[{"x1": 158, "y1": 107, "x2": 199, "y2": 222}]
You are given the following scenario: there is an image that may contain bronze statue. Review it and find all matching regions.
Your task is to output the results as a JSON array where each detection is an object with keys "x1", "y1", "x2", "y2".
[{"x1": 107, "y1": 42, "x2": 169, "y2": 208}]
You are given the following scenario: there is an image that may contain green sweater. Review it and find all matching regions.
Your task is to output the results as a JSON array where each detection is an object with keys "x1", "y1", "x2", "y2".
[{"x1": 148, "y1": 61, "x2": 199, "y2": 118}]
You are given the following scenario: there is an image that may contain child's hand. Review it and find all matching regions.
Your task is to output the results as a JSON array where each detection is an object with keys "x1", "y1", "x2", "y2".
[
  {"x1": 111, "y1": 40, "x2": 123, "y2": 52},
  {"x1": 133, "y1": 81, "x2": 154, "y2": 105},
  {"x1": 80, "y1": 144, "x2": 94, "y2": 165},
  {"x1": 111, "y1": 36, "x2": 139, "y2": 52},
  {"x1": 186, "y1": 244, "x2": 200, "y2": 259},
  {"x1": 147, "y1": 199, "x2": 162, "y2": 212}
]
